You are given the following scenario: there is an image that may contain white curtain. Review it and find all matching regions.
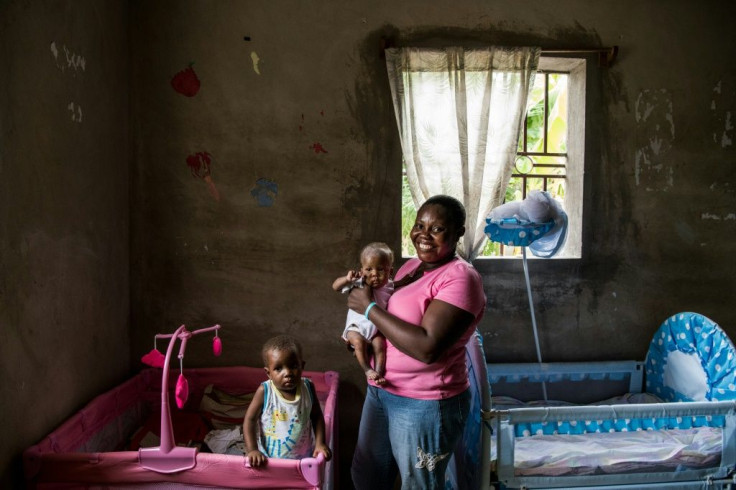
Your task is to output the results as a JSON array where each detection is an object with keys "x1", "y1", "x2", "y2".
[{"x1": 386, "y1": 46, "x2": 540, "y2": 260}]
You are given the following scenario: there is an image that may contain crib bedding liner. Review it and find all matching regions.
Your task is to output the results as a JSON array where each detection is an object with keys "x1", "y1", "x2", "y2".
[
  {"x1": 512, "y1": 427, "x2": 722, "y2": 476},
  {"x1": 491, "y1": 401, "x2": 736, "y2": 489},
  {"x1": 490, "y1": 396, "x2": 727, "y2": 476},
  {"x1": 24, "y1": 366, "x2": 338, "y2": 490}
]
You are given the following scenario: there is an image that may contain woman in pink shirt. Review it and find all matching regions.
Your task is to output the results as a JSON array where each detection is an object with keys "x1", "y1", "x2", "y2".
[{"x1": 347, "y1": 195, "x2": 486, "y2": 489}]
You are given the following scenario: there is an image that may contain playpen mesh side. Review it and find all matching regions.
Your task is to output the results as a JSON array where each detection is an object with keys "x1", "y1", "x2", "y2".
[{"x1": 34, "y1": 372, "x2": 155, "y2": 454}]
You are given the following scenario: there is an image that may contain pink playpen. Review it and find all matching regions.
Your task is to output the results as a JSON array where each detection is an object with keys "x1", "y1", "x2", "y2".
[{"x1": 24, "y1": 326, "x2": 339, "y2": 489}]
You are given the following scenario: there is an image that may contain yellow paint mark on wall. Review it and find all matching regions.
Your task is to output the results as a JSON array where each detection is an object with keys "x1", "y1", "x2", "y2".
[{"x1": 251, "y1": 51, "x2": 261, "y2": 75}]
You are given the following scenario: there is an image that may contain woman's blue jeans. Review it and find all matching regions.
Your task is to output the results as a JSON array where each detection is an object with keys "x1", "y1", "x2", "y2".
[{"x1": 351, "y1": 385, "x2": 470, "y2": 489}]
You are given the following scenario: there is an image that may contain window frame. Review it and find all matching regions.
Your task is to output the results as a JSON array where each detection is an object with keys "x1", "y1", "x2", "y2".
[
  {"x1": 539, "y1": 56, "x2": 585, "y2": 260},
  {"x1": 399, "y1": 56, "x2": 586, "y2": 260}
]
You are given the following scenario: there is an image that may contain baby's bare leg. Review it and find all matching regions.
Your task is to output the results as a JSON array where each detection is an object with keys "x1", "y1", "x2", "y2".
[
  {"x1": 371, "y1": 334, "x2": 387, "y2": 385},
  {"x1": 346, "y1": 331, "x2": 383, "y2": 383}
]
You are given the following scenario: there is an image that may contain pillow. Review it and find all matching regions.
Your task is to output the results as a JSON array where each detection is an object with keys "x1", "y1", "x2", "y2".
[
  {"x1": 485, "y1": 191, "x2": 567, "y2": 256},
  {"x1": 520, "y1": 191, "x2": 552, "y2": 223},
  {"x1": 645, "y1": 312, "x2": 736, "y2": 402}
]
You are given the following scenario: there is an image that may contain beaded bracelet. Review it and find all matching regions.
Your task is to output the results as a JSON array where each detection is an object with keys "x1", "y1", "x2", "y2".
[{"x1": 364, "y1": 301, "x2": 377, "y2": 319}]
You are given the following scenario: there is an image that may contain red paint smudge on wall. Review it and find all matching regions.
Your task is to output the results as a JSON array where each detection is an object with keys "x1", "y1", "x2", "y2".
[
  {"x1": 171, "y1": 64, "x2": 201, "y2": 97},
  {"x1": 309, "y1": 143, "x2": 328, "y2": 154},
  {"x1": 186, "y1": 152, "x2": 220, "y2": 201},
  {"x1": 300, "y1": 112, "x2": 329, "y2": 153}
]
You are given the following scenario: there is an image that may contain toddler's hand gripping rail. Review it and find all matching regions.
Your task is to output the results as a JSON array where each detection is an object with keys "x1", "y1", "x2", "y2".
[{"x1": 139, "y1": 324, "x2": 222, "y2": 474}]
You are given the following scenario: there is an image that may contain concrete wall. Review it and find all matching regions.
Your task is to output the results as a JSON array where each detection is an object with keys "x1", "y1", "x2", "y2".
[
  {"x1": 0, "y1": 1, "x2": 130, "y2": 487},
  {"x1": 2, "y1": 0, "x2": 735, "y2": 488},
  {"x1": 130, "y1": 1, "x2": 736, "y2": 487}
]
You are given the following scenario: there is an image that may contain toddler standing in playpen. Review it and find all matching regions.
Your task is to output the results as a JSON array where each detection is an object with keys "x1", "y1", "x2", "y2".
[{"x1": 243, "y1": 334, "x2": 332, "y2": 467}]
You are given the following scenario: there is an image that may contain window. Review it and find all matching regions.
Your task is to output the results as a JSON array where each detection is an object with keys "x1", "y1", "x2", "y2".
[{"x1": 400, "y1": 57, "x2": 585, "y2": 259}]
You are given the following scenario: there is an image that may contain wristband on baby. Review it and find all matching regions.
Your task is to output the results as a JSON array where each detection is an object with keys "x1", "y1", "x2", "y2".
[{"x1": 364, "y1": 302, "x2": 377, "y2": 319}]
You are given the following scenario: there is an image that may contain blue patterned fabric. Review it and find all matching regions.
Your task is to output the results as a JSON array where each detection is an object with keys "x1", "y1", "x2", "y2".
[
  {"x1": 488, "y1": 371, "x2": 629, "y2": 385},
  {"x1": 510, "y1": 312, "x2": 736, "y2": 438},
  {"x1": 513, "y1": 413, "x2": 727, "y2": 438},
  {"x1": 646, "y1": 312, "x2": 736, "y2": 402},
  {"x1": 485, "y1": 191, "x2": 568, "y2": 257},
  {"x1": 484, "y1": 218, "x2": 554, "y2": 247}
]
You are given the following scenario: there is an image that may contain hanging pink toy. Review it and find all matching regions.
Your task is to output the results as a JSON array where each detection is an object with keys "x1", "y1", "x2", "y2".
[
  {"x1": 213, "y1": 330, "x2": 222, "y2": 356},
  {"x1": 141, "y1": 348, "x2": 166, "y2": 368},
  {"x1": 139, "y1": 323, "x2": 222, "y2": 474},
  {"x1": 141, "y1": 337, "x2": 166, "y2": 368},
  {"x1": 175, "y1": 357, "x2": 190, "y2": 409}
]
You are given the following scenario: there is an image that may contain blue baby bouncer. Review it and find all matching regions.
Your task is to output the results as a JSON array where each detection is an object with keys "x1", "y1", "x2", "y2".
[{"x1": 484, "y1": 190, "x2": 568, "y2": 401}]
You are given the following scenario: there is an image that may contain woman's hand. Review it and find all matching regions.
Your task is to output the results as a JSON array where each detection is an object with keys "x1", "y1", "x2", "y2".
[{"x1": 347, "y1": 283, "x2": 373, "y2": 314}]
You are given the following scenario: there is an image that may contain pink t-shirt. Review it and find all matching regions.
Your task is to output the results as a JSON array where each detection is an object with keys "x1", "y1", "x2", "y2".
[{"x1": 371, "y1": 257, "x2": 486, "y2": 400}]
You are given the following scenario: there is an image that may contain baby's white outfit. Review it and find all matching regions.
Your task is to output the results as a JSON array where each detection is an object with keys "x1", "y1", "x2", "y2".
[{"x1": 341, "y1": 280, "x2": 394, "y2": 341}]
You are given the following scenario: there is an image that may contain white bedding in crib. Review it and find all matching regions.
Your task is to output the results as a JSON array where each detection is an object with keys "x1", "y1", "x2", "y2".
[
  {"x1": 493, "y1": 427, "x2": 723, "y2": 476},
  {"x1": 490, "y1": 393, "x2": 724, "y2": 476}
]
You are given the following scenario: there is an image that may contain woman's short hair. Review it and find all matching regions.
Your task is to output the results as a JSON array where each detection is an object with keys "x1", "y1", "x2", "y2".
[{"x1": 421, "y1": 195, "x2": 466, "y2": 227}]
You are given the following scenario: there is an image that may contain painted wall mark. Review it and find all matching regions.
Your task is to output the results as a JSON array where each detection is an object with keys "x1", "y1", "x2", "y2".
[
  {"x1": 67, "y1": 102, "x2": 83, "y2": 123},
  {"x1": 250, "y1": 52, "x2": 261, "y2": 75},
  {"x1": 634, "y1": 89, "x2": 674, "y2": 191},
  {"x1": 50, "y1": 41, "x2": 86, "y2": 73},
  {"x1": 171, "y1": 64, "x2": 201, "y2": 97},
  {"x1": 250, "y1": 178, "x2": 278, "y2": 207},
  {"x1": 709, "y1": 182, "x2": 733, "y2": 194},
  {"x1": 722, "y1": 112, "x2": 733, "y2": 148},
  {"x1": 186, "y1": 152, "x2": 220, "y2": 201},
  {"x1": 701, "y1": 213, "x2": 736, "y2": 220},
  {"x1": 300, "y1": 111, "x2": 328, "y2": 154},
  {"x1": 51, "y1": 41, "x2": 86, "y2": 124},
  {"x1": 711, "y1": 81, "x2": 734, "y2": 148}
]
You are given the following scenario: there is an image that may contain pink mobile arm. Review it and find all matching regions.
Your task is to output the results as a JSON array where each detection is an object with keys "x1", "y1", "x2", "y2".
[{"x1": 139, "y1": 323, "x2": 221, "y2": 474}]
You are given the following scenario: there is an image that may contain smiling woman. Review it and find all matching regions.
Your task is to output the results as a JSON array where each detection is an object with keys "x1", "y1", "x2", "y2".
[
  {"x1": 410, "y1": 196, "x2": 466, "y2": 269},
  {"x1": 346, "y1": 195, "x2": 486, "y2": 489}
]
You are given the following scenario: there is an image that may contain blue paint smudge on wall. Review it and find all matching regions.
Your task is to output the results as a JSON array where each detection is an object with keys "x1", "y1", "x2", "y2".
[{"x1": 250, "y1": 178, "x2": 278, "y2": 207}]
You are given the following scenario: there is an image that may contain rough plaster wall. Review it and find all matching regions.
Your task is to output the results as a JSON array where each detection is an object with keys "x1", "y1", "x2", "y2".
[
  {"x1": 0, "y1": 1, "x2": 130, "y2": 486},
  {"x1": 480, "y1": 1, "x2": 736, "y2": 365},
  {"x1": 0, "y1": 0, "x2": 728, "y2": 489},
  {"x1": 129, "y1": 1, "x2": 736, "y2": 487},
  {"x1": 127, "y1": 2, "x2": 736, "y2": 487},
  {"x1": 129, "y1": 4, "x2": 401, "y2": 486}
]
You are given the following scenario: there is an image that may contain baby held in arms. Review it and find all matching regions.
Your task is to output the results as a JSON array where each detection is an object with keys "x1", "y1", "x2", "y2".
[{"x1": 332, "y1": 242, "x2": 394, "y2": 384}]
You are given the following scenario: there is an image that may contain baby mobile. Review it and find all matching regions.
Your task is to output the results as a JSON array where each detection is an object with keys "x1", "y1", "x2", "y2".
[{"x1": 139, "y1": 324, "x2": 222, "y2": 473}]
